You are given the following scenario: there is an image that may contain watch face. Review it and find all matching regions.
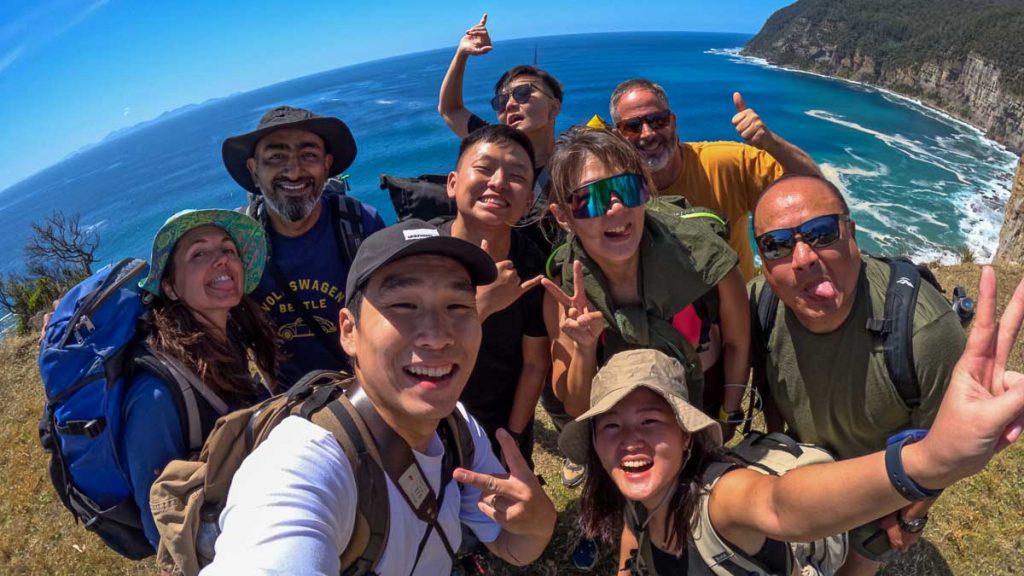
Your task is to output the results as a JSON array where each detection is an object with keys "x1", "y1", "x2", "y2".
[{"x1": 900, "y1": 515, "x2": 928, "y2": 533}]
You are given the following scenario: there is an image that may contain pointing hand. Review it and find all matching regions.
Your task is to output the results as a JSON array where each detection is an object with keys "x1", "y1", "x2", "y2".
[{"x1": 458, "y1": 13, "x2": 493, "y2": 57}]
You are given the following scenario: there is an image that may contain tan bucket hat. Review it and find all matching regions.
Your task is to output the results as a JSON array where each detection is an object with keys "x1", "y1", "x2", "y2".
[{"x1": 558, "y1": 349, "x2": 723, "y2": 464}]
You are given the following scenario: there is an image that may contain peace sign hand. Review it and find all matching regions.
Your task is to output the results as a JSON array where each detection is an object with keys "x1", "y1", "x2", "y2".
[
  {"x1": 458, "y1": 13, "x2": 492, "y2": 57},
  {"x1": 476, "y1": 239, "x2": 544, "y2": 319},
  {"x1": 542, "y1": 260, "x2": 605, "y2": 350},
  {"x1": 911, "y1": 268, "x2": 1024, "y2": 488},
  {"x1": 453, "y1": 429, "x2": 556, "y2": 537}
]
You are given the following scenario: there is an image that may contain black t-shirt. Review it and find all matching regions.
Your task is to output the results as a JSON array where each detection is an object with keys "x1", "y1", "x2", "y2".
[{"x1": 438, "y1": 221, "x2": 548, "y2": 436}]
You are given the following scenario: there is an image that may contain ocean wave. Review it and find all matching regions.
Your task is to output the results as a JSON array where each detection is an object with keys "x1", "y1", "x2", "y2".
[{"x1": 375, "y1": 99, "x2": 397, "y2": 105}]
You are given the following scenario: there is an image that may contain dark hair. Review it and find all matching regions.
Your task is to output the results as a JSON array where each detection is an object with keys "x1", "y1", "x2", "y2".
[
  {"x1": 457, "y1": 124, "x2": 537, "y2": 175},
  {"x1": 495, "y1": 65, "x2": 564, "y2": 103},
  {"x1": 548, "y1": 126, "x2": 657, "y2": 217},
  {"x1": 346, "y1": 287, "x2": 364, "y2": 324},
  {"x1": 149, "y1": 242, "x2": 280, "y2": 399},
  {"x1": 752, "y1": 174, "x2": 851, "y2": 234},
  {"x1": 609, "y1": 79, "x2": 671, "y2": 123},
  {"x1": 580, "y1": 432, "x2": 729, "y2": 552}
]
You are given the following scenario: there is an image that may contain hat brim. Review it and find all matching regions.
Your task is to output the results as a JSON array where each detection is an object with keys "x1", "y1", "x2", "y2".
[
  {"x1": 139, "y1": 209, "x2": 267, "y2": 297},
  {"x1": 345, "y1": 235, "x2": 497, "y2": 306},
  {"x1": 222, "y1": 117, "x2": 357, "y2": 193},
  {"x1": 558, "y1": 383, "x2": 723, "y2": 465}
]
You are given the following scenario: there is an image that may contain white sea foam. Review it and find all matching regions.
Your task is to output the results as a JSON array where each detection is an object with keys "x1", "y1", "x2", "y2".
[
  {"x1": 375, "y1": 99, "x2": 397, "y2": 105},
  {"x1": 708, "y1": 47, "x2": 1017, "y2": 262}
]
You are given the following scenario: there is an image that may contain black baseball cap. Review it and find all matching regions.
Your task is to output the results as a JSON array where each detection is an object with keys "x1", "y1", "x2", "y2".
[{"x1": 344, "y1": 219, "x2": 497, "y2": 305}]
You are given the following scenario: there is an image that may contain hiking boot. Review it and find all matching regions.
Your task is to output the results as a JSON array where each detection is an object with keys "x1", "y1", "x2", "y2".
[
  {"x1": 560, "y1": 458, "x2": 587, "y2": 488},
  {"x1": 572, "y1": 536, "x2": 599, "y2": 572}
]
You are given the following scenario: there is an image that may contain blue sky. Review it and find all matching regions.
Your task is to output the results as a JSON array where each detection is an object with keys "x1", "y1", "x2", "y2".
[{"x1": 0, "y1": 0, "x2": 792, "y2": 191}]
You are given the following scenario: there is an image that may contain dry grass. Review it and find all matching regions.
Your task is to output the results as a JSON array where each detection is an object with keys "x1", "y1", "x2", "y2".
[{"x1": 1, "y1": 264, "x2": 1021, "y2": 575}]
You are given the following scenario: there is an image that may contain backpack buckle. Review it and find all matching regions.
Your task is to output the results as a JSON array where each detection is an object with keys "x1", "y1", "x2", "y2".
[{"x1": 865, "y1": 318, "x2": 890, "y2": 335}]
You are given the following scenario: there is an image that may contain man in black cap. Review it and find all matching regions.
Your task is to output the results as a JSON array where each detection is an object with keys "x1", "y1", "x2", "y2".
[
  {"x1": 223, "y1": 106, "x2": 386, "y2": 387},
  {"x1": 203, "y1": 220, "x2": 556, "y2": 574}
]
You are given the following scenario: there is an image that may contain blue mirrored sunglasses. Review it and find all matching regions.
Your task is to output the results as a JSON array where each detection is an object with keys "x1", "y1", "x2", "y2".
[{"x1": 568, "y1": 173, "x2": 650, "y2": 219}]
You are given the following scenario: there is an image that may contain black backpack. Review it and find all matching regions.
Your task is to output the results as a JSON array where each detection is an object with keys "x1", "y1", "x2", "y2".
[{"x1": 748, "y1": 256, "x2": 954, "y2": 431}]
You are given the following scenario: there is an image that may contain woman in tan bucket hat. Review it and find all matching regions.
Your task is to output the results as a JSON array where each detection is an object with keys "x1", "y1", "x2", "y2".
[{"x1": 561, "y1": 267, "x2": 1024, "y2": 575}]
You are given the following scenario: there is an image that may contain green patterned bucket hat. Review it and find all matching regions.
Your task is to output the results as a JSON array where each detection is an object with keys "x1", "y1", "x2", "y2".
[{"x1": 139, "y1": 209, "x2": 267, "y2": 296}]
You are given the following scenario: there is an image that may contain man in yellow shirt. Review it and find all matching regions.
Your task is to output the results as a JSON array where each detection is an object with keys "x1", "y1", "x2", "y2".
[{"x1": 609, "y1": 79, "x2": 820, "y2": 280}]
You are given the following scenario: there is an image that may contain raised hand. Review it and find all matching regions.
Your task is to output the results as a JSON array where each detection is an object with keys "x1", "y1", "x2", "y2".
[
  {"x1": 911, "y1": 267, "x2": 1024, "y2": 487},
  {"x1": 541, "y1": 260, "x2": 605, "y2": 349},
  {"x1": 457, "y1": 14, "x2": 492, "y2": 57},
  {"x1": 475, "y1": 239, "x2": 544, "y2": 319},
  {"x1": 453, "y1": 428, "x2": 556, "y2": 537},
  {"x1": 731, "y1": 91, "x2": 773, "y2": 150}
]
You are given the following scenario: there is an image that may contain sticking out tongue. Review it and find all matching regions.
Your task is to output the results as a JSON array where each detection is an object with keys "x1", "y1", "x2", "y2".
[{"x1": 807, "y1": 278, "x2": 836, "y2": 300}]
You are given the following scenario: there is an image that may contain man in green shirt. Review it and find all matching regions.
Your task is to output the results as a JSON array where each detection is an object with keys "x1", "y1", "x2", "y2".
[{"x1": 750, "y1": 175, "x2": 966, "y2": 576}]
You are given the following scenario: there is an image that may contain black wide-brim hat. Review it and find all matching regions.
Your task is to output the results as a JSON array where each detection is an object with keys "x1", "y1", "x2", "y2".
[{"x1": 222, "y1": 106, "x2": 357, "y2": 193}]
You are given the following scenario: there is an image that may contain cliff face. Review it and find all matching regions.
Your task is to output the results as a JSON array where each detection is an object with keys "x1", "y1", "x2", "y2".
[
  {"x1": 996, "y1": 156, "x2": 1024, "y2": 264},
  {"x1": 744, "y1": 10, "x2": 1024, "y2": 154}
]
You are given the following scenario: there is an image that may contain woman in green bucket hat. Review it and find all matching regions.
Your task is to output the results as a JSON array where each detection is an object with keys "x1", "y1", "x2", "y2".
[{"x1": 126, "y1": 209, "x2": 279, "y2": 551}]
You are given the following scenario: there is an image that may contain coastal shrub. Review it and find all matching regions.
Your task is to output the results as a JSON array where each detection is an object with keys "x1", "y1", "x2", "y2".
[{"x1": 0, "y1": 211, "x2": 98, "y2": 335}]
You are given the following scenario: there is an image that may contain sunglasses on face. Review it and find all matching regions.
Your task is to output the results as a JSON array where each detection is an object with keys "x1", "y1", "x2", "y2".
[
  {"x1": 755, "y1": 214, "x2": 850, "y2": 261},
  {"x1": 490, "y1": 83, "x2": 551, "y2": 111},
  {"x1": 615, "y1": 110, "x2": 673, "y2": 138},
  {"x1": 568, "y1": 173, "x2": 650, "y2": 219}
]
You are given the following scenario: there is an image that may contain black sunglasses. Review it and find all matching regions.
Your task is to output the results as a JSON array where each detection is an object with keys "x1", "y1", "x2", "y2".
[
  {"x1": 755, "y1": 214, "x2": 850, "y2": 261},
  {"x1": 490, "y1": 83, "x2": 551, "y2": 112},
  {"x1": 615, "y1": 110, "x2": 673, "y2": 138}
]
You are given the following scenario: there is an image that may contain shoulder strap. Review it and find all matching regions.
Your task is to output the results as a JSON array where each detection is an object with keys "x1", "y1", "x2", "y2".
[
  {"x1": 132, "y1": 349, "x2": 230, "y2": 453},
  {"x1": 865, "y1": 258, "x2": 922, "y2": 407},
  {"x1": 329, "y1": 194, "x2": 365, "y2": 267},
  {"x1": 746, "y1": 283, "x2": 779, "y2": 435},
  {"x1": 347, "y1": 387, "x2": 461, "y2": 564},
  {"x1": 309, "y1": 396, "x2": 389, "y2": 576}
]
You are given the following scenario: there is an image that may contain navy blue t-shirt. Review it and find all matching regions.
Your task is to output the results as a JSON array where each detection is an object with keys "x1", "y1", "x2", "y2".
[{"x1": 252, "y1": 196, "x2": 385, "y2": 387}]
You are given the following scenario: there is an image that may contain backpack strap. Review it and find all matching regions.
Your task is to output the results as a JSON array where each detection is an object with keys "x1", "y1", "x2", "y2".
[
  {"x1": 310, "y1": 395, "x2": 389, "y2": 576},
  {"x1": 745, "y1": 283, "x2": 779, "y2": 435},
  {"x1": 328, "y1": 193, "x2": 366, "y2": 267},
  {"x1": 348, "y1": 386, "x2": 462, "y2": 564},
  {"x1": 865, "y1": 258, "x2": 922, "y2": 408},
  {"x1": 131, "y1": 349, "x2": 230, "y2": 453}
]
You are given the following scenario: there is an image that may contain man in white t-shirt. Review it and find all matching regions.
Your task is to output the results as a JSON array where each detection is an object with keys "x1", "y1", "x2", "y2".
[{"x1": 202, "y1": 219, "x2": 557, "y2": 575}]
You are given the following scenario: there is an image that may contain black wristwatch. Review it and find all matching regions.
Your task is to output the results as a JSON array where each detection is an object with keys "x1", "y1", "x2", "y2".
[{"x1": 898, "y1": 511, "x2": 929, "y2": 534}]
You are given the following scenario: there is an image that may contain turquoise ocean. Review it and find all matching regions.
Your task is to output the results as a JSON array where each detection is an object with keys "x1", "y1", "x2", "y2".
[{"x1": 0, "y1": 31, "x2": 1016, "y2": 286}]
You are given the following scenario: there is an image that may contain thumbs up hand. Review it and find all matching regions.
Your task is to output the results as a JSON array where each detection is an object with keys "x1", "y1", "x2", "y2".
[{"x1": 731, "y1": 91, "x2": 774, "y2": 150}]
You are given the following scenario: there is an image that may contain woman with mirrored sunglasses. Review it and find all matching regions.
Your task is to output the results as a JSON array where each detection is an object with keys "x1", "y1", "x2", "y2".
[{"x1": 540, "y1": 127, "x2": 751, "y2": 440}]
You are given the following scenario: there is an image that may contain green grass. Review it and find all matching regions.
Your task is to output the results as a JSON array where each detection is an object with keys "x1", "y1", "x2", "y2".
[{"x1": 2, "y1": 264, "x2": 1021, "y2": 575}]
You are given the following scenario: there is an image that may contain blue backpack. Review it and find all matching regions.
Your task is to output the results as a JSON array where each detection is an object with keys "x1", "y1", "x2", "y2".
[{"x1": 38, "y1": 258, "x2": 227, "y2": 559}]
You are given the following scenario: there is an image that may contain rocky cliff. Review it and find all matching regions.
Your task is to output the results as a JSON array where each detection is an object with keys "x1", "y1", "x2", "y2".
[
  {"x1": 996, "y1": 156, "x2": 1024, "y2": 264},
  {"x1": 743, "y1": 0, "x2": 1024, "y2": 154}
]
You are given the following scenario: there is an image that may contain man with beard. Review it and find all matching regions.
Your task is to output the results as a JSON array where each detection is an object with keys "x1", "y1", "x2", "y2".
[
  {"x1": 610, "y1": 79, "x2": 820, "y2": 280},
  {"x1": 223, "y1": 106, "x2": 386, "y2": 387}
]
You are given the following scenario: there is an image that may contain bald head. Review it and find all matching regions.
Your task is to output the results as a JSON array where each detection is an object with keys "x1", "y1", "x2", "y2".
[{"x1": 754, "y1": 175, "x2": 849, "y2": 236}]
